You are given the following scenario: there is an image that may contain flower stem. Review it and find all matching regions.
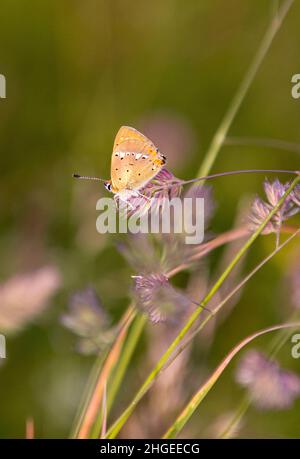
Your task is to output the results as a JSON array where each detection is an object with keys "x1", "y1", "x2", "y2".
[{"x1": 180, "y1": 169, "x2": 298, "y2": 188}]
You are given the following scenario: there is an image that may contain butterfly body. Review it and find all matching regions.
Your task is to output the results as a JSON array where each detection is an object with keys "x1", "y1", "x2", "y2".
[{"x1": 105, "y1": 126, "x2": 166, "y2": 197}]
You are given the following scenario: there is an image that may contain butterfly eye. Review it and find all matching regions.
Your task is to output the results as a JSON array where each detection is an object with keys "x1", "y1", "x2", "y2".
[{"x1": 104, "y1": 181, "x2": 112, "y2": 192}]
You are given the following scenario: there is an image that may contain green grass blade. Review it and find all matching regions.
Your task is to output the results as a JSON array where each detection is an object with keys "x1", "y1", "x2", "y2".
[
  {"x1": 163, "y1": 322, "x2": 300, "y2": 438},
  {"x1": 197, "y1": 0, "x2": 294, "y2": 179}
]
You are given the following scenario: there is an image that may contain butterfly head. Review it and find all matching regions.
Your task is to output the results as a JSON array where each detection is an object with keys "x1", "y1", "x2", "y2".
[{"x1": 104, "y1": 180, "x2": 113, "y2": 192}]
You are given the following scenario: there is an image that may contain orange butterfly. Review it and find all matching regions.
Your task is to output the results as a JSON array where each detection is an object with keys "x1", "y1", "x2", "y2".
[{"x1": 74, "y1": 126, "x2": 166, "y2": 204}]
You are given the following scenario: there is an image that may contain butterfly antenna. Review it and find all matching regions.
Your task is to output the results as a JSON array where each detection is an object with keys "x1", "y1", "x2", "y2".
[{"x1": 72, "y1": 173, "x2": 106, "y2": 182}]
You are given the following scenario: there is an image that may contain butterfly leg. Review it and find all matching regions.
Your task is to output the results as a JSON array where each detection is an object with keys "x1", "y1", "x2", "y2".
[
  {"x1": 131, "y1": 189, "x2": 152, "y2": 202},
  {"x1": 114, "y1": 194, "x2": 135, "y2": 212}
]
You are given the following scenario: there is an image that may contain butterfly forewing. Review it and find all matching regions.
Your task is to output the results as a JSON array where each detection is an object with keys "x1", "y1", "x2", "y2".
[{"x1": 110, "y1": 126, "x2": 166, "y2": 193}]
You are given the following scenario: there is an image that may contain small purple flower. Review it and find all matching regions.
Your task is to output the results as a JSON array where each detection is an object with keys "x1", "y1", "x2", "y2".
[
  {"x1": 236, "y1": 350, "x2": 300, "y2": 410},
  {"x1": 117, "y1": 184, "x2": 215, "y2": 276},
  {"x1": 61, "y1": 288, "x2": 116, "y2": 355},
  {"x1": 264, "y1": 179, "x2": 287, "y2": 207},
  {"x1": 115, "y1": 168, "x2": 182, "y2": 218},
  {"x1": 132, "y1": 273, "x2": 192, "y2": 324},
  {"x1": 249, "y1": 197, "x2": 277, "y2": 234},
  {"x1": 291, "y1": 184, "x2": 300, "y2": 207},
  {"x1": 117, "y1": 234, "x2": 163, "y2": 273},
  {"x1": 249, "y1": 179, "x2": 299, "y2": 234}
]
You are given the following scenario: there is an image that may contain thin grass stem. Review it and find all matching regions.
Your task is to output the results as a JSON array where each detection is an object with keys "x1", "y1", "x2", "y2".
[
  {"x1": 163, "y1": 322, "x2": 300, "y2": 438},
  {"x1": 91, "y1": 313, "x2": 147, "y2": 438},
  {"x1": 225, "y1": 137, "x2": 300, "y2": 155},
  {"x1": 197, "y1": 0, "x2": 294, "y2": 179},
  {"x1": 218, "y1": 309, "x2": 300, "y2": 439},
  {"x1": 72, "y1": 306, "x2": 136, "y2": 438}
]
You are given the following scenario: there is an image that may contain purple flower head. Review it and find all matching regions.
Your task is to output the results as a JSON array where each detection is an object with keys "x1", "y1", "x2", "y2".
[
  {"x1": 249, "y1": 197, "x2": 277, "y2": 234},
  {"x1": 291, "y1": 184, "x2": 300, "y2": 207},
  {"x1": 117, "y1": 183, "x2": 215, "y2": 277},
  {"x1": 249, "y1": 179, "x2": 299, "y2": 234},
  {"x1": 115, "y1": 168, "x2": 182, "y2": 218},
  {"x1": 132, "y1": 273, "x2": 192, "y2": 324},
  {"x1": 117, "y1": 233, "x2": 163, "y2": 273},
  {"x1": 264, "y1": 179, "x2": 287, "y2": 206},
  {"x1": 61, "y1": 288, "x2": 116, "y2": 355},
  {"x1": 236, "y1": 350, "x2": 300, "y2": 410}
]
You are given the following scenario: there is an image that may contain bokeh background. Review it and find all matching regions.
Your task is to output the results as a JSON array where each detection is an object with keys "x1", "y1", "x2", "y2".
[{"x1": 0, "y1": 0, "x2": 300, "y2": 438}]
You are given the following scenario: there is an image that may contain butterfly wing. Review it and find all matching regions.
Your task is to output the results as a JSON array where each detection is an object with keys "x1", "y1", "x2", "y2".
[{"x1": 110, "y1": 126, "x2": 166, "y2": 193}]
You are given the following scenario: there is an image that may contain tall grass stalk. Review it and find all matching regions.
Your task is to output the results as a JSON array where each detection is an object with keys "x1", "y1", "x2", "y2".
[
  {"x1": 91, "y1": 313, "x2": 147, "y2": 438},
  {"x1": 72, "y1": 306, "x2": 136, "y2": 438},
  {"x1": 106, "y1": 314, "x2": 147, "y2": 414},
  {"x1": 106, "y1": 175, "x2": 300, "y2": 438},
  {"x1": 219, "y1": 308, "x2": 300, "y2": 438},
  {"x1": 197, "y1": 0, "x2": 294, "y2": 178},
  {"x1": 225, "y1": 137, "x2": 300, "y2": 155},
  {"x1": 163, "y1": 322, "x2": 300, "y2": 439},
  {"x1": 219, "y1": 396, "x2": 250, "y2": 439}
]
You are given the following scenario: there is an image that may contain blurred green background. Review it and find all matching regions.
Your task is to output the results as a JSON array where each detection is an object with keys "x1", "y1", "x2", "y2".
[{"x1": 0, "y1": 0, "x2": 300, "y2": 438}]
